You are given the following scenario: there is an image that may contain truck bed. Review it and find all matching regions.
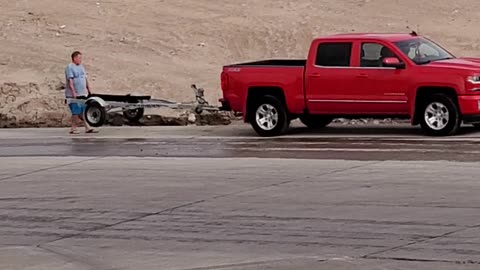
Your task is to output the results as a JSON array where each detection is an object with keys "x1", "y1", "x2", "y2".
[
  {"x1": 226, "y1": 59, "x2": 306, "y2": 67},
  {"x1": 222, "y1": 61, "x2": 306, "y2": 115}
]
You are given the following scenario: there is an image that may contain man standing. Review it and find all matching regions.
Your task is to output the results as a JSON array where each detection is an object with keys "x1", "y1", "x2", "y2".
[{"x1": 65, "y1": 51, "x2": 98, "y2": 134}]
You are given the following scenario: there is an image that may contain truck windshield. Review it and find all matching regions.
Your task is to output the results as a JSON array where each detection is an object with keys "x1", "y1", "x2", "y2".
[{"x1": 394, "y1": 38, "x2": 455, "y2": 65}]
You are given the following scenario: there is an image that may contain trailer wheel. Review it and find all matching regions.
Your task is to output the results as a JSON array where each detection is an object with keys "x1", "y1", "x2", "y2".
[
  {"x1": 194, "y1": 107, "x2": 203, "y2": 114},
  {"x1": 123, "y1": 108, "x2": 144, "y2": 123},
  {"x1": 85, "y1": 102, "x2": 107, "y2": 127}
]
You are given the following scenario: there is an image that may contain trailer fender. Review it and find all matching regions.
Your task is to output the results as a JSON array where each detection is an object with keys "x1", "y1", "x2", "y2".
[{"x1": 86, "y1": 96, "x2": 108, "y2": 107}]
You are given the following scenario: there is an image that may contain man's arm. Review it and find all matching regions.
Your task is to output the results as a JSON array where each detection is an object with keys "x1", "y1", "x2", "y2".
[
  {"x1": 68, "y1": 79, "x2": 76, "y2": 98},
  {"x1": 86, "y1": 78, "x2": 92, "y2": 95},
  {"x1": 66, "y1": 66, "x2": 76, "y2": 98}
]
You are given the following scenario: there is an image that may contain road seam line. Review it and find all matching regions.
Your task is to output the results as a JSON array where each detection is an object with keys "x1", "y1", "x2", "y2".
[
  {"x1": 363, "y1": 224, "x2": 480, "y2": 259},
  {"x1": 363, "y1": 255, "x2": 480, "y2": 265},
  {"x1": 39, "y1": 199, "x2": 207, "y2": 246},
  {"x1": 0, "y1": 156, "x2": 106, "y2": 183},
  {"x1": 212, "y1": 161, "x2": 382, "y2": 200}
]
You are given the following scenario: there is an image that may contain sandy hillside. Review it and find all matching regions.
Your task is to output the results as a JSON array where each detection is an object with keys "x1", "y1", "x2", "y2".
[{"x1": 1, "y1": 0, "x2": 480, "y2": 126}]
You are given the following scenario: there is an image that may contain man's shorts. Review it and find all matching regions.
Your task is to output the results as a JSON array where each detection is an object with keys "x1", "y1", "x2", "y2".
[{"x1": 68, "y1": 102, "x2": 86, "y2": 116}]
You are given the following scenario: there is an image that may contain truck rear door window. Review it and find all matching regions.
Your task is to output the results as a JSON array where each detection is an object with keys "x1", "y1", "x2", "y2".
[{"x1": 316, "y1": 42, "x2": 352, "y2": 67}]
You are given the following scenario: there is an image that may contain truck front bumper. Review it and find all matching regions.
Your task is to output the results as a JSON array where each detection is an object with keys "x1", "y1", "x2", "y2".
[
  {"x1": 463, "y1": 115, "x2": 480, "y2": 123},
  {"x1": 459, "y1": 95, "x2": 480, "y2": 123}
]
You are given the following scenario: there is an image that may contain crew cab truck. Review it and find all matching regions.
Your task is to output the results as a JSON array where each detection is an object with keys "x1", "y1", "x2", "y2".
[{"x1": 219, "y1": 32, "x2": 480, "y2": 136}]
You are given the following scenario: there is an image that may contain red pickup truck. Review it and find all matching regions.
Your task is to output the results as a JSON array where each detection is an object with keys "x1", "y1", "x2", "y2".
[{"x1": 219, "y1": 32, "x2": 480, "y2": 136}]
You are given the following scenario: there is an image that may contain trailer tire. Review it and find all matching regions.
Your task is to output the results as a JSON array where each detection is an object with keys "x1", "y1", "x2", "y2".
[
  {"x1": 85, "y1": 101, "x2": 107, "y2": 127},
  {"x1": 194, "y1": 107, "x2": 203, "y2": 114},
  {"x1": 250, "y1": 95, "x2": 289, "y2": 137},
  {"x1": 123, "y1": 108, "x2": 144, "y2": 123}
]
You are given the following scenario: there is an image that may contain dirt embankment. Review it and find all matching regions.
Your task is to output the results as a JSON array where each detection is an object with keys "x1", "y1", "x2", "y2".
[
  {"x1": 0, "y1": 82, "x2": 68, "y2": 127},
  {"x1": 1, "y1": 0, "x2": 480, "y2": 127}
]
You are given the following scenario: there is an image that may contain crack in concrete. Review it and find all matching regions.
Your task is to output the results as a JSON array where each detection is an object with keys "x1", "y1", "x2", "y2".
[
  {"x1": 38, "y1": 245, "x2": 110, "y2": 270},
  {"x1": 173, "y1": 257, "x2": 324, "y2": 270},
  {"x1": 363, "y1": 224, "x2": 480, "y2": 259},
  {"x1": 39, "y1": 199, "x2": 207, "y2": 246},
  {"x1": 364, "y1": 255, "x2": 480, "y2": 265},
  {"x1": 212, "y1": 161, "x2": 382, "y2": 200},
  {"x1": 0, "y1": 156, "x2": 105, "y2": 182}
]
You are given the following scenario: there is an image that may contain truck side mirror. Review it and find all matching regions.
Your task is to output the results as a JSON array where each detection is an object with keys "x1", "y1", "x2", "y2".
[{"x1": 382, "y1": 57, "x2": 405, "y2": 69}]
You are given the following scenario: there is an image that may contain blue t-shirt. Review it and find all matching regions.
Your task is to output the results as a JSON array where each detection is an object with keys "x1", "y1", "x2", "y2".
[{"x1": 65, "y1": 63, "x2": 88, "y2": 98}]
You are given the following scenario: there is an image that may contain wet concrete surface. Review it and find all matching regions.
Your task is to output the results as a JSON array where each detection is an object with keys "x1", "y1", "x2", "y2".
[
  {"x1": 2, "y1": 124, "x2": 480, "y2": 161},
  {"x1": 2, "y1": 125, "x2": 480, "y2": 269}
]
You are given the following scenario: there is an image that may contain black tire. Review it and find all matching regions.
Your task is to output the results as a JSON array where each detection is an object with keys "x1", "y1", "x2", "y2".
[
  {"x1": 419, "y1": 94, "x2": 461, "y2": 136},
  {"x1": 123, "y1": 108, "x2": 144, "y2": 123},
  {"x1": 250, "y1": 95, "x2": 290, "y2": 137},
  {"x1": 300, "y1": 115, "x2": 334, "y2": 129},
  {"x1": 194, "y1": 107, "x2": 203, "y2": 114},
  {"x1": 85, "y1": 102, "x2": 107, "y2": 127}
]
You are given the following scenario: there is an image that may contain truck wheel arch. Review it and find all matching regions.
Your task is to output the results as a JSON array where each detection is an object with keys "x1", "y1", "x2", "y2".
[
  {"x1": 412, "y1": 86, "x2": 459, "y2": 125},
  {"x1": 245, "y1": 86, "x2": 288, "y2": 122}
]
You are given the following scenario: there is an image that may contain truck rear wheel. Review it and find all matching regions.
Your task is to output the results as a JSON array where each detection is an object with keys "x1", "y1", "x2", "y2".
[
  {"x1": 251, "y1": 95, "x2": 289, "y2": 137},
  {"x1": 300, "y1": 115, "x2": 333, "y2": 129},
  {"x1": 419, "y1": 94, "x2": 460, "y2": 136}
]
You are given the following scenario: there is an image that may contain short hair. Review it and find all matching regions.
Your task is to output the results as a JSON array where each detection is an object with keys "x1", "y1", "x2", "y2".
[{"x1": 71, "y1": 51, "x2": 82, "y2": 60}]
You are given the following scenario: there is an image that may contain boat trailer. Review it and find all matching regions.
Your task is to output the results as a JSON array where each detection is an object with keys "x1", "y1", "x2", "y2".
[{"x1": 67, "y1": 84, "x2": 221, "y2": 127}]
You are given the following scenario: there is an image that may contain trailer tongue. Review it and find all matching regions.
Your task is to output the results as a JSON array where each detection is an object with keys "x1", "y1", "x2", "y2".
[{"x1": 68, "y1": 84, "x2": 221, "y2": 127}]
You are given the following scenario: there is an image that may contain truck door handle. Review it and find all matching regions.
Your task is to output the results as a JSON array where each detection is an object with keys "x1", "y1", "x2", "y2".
[
  {"x1": 356, "y1": 74, "x2": 368, "y2": 78},
  {"x1": 308, "y1": 73, "x2": 321, "y2": 77}
]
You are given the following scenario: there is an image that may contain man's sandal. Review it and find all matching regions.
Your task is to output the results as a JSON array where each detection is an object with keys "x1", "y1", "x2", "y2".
[{"x1": 85, "y1": 129, "x2": 99, "y2": 134}]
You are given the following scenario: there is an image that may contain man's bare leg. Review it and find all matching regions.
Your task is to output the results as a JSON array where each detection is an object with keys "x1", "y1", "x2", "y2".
[
  {"x1": 70, "y1": 115, "x2": 80, "y2": 134},
  {"x1": 83, "y1": 111, "x2": 98, "y2": 133}
]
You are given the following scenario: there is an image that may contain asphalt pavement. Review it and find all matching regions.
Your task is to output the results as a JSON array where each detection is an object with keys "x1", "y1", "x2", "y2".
[{"x1": 2, "y1": 124, "x2": 480, "y2": 270}]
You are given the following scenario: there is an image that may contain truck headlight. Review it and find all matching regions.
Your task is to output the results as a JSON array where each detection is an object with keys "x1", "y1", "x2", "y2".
[{"x1": 467, "y1": 75, "x2": 480, "y2": 84}]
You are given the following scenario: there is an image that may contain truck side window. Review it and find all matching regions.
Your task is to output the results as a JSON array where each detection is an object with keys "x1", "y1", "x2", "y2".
[
  {"x1": 361, "y1": 43, "x2": 398, "y2": 67},
  {"x1": 316, "y1": 43, "x2": 352, "y2": 67}
]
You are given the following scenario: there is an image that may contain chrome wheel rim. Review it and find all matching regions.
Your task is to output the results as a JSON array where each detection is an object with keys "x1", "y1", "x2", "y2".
[
  {"x1": 87, "y1": 107, "x2": 101, "y2": 124},
  {"x1": 256, "y1": 104, "x2": 278, "y2": 131},
  {"x1": 424, "y1": 102, "x2": 449, "y2": 130}
]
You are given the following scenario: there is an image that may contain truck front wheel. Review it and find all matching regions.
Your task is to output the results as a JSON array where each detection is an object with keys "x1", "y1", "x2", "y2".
[
  {"x1": 300, "y1": 115, "x2": 333, "y2": 129},
  {"x1": 419, "y1": 94, "x2": 460, "y2": 136},
  {"x1": 251, "y1": 95, "x2": 289, "y2": 137}
]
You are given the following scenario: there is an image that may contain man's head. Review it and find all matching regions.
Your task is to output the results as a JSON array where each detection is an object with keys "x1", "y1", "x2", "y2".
[{"x1": 71, "y1": 51, "x2": 82, "y2": 65}]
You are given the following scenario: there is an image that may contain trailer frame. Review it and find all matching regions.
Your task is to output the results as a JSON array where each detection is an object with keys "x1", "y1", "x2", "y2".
[{"x1": 66, "y1": 84, "x2": 221, "y2": 127}]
